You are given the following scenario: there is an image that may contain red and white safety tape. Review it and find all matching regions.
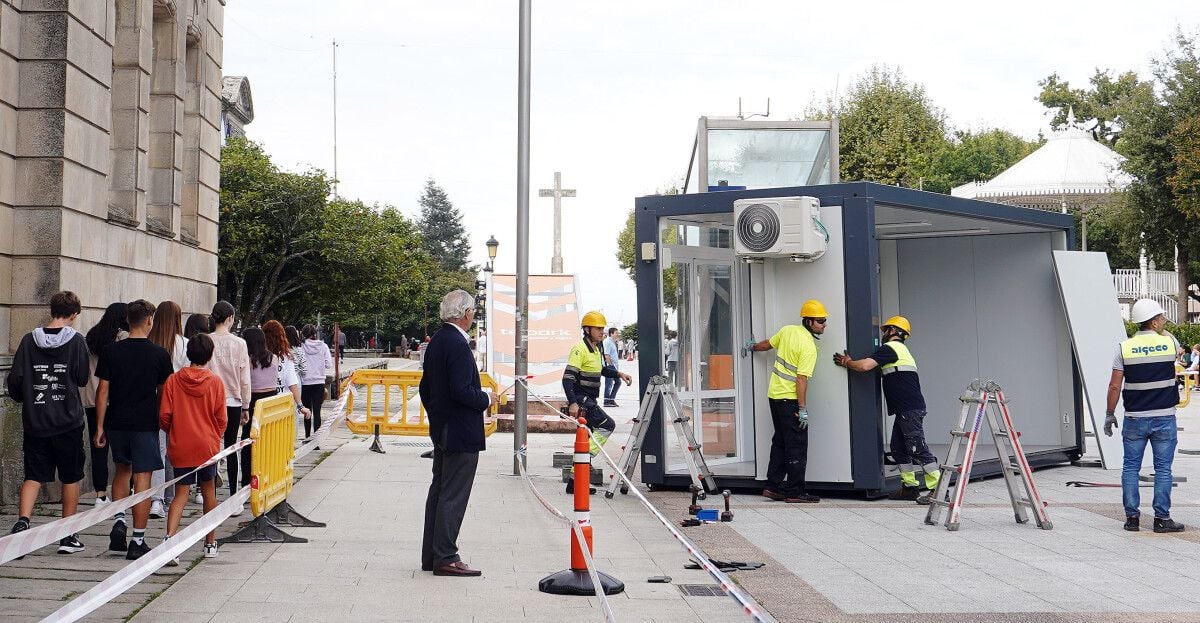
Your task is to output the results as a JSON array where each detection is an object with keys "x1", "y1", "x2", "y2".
[
  {"x1": 513, "y1": 444, "x2": 618, "y2": 623},
  {"x1": 516, "y1": 378, "x2": 779, "y2": 623},
  {"x1": 0, "y1": 438, "x2": 254, "y2": 566},
  {"x1": 46, "y1": 486, "x2": 252, "y2": 623}
]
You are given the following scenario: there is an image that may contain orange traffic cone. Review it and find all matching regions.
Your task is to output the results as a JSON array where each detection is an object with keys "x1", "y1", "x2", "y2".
[{"x1": 538, "y1": 418, "x2": 625, "y2": 596}]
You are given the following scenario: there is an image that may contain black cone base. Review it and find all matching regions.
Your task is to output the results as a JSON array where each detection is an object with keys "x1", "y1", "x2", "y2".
[{"x1": 538, "y1": 569, "x2": 625, "y2": 596}]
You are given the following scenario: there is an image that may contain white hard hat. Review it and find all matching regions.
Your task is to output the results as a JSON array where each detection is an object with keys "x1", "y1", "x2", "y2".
[{"x1": 1130, "y1": 298, "x2": 1166, "y2": 324}]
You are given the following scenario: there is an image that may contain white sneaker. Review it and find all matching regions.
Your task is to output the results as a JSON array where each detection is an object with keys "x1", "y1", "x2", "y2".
[
  {"x1": 232, "y1": 503, "x2": 245, "y2": 517},
  {"x1": 94, "y1": 495, "x2": 109, "y2": 508},
  {"x1": 203, "y1": 543, "x2": 218, "y2": 558},
  {"x1": 149, "y1": 500, "x2": 166, "y2": 519}
]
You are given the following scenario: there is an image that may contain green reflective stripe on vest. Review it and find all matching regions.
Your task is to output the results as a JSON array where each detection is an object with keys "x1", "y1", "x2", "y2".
[
  {"x1": 775, "y1": 356, "x2": 798, "y2": 374},
  {"x1": 880, "y1": 341, "x2": 917, "y2": 375},
  {"x1": 1124, "y1": 379, "x2": 1176, "y2": 390}
]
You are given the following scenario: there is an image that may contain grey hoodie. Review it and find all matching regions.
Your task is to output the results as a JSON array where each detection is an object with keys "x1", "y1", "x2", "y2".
[{"x1": 7, "y1": 326, "x2": 90, "y2": 437}]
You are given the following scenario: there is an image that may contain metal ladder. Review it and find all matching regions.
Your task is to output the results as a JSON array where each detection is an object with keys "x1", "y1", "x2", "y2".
[
  {"x1": 924, "y1": 380, "x2": 1053, "y2": 531},
  {"x1": 604, "y1": 375, "x2": 718, "y2": 499}
]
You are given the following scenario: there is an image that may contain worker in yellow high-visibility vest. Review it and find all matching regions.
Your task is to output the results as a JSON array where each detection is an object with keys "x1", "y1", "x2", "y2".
[
  {"x1": 744, "y1": 299, "x2": 826, "y2": 504},
  {"x1": 833, "y1": 316, "x2": 940, "y2": 504},
  {"x1": 564, "y1": 311, "x2": 632, "y2": 458}
]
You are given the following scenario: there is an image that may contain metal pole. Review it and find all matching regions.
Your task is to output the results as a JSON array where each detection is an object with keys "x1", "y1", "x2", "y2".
[
  {"x1": 514, "y1": 0, "x2": 531, "y2": 475},
  {"x1": 332, "y1": 39, "x2": 339, "y2": 200}
]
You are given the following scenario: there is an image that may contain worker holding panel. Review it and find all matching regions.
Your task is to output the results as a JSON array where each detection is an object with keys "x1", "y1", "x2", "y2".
[
  {"x1": 833, "y1": 316, "x2": 941, "y2": 504},
  {"x1": 744, "y1": 299, "x2": 826, "y2": 504}
]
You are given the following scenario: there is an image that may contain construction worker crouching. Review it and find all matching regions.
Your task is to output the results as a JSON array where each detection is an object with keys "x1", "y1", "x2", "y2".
[
  {"x1": 744, "y1": 299, "x2": 825, "y2": 504},
  {"x1": 833, "y1": 316, "x2": 940, "y2": 504},
  {"x1": 1105, "y1": 298, "x2": 1185, "y2": 533},
  {"x1": 564, "y1": 311, "x2": 632, "y2": 460}
]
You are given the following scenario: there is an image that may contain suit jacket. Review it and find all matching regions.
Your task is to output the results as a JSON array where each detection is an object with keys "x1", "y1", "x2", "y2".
[{"x1": 418, "y1": 323, "x2": 490, "y2": 453}]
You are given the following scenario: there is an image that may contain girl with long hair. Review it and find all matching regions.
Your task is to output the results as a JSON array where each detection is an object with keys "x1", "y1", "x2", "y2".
[
  {"x1": 81, "y1": 302, "x2": 128, "y2": 504},
  {"x1": 299, "y1": 324, "x2": 333, "y2": 440},
  {"x1": 284, "y1": 325, "x2": 309, "y2": 383},
  {"x1": 262, "y1": 321, "x2": 309, "y2": 426},
  {"x1": 147, "y1": 301, "x2": 188, "y2": 517},
  {"x1": 183, "y1": 313, "x2": 210, "y2": 340}
]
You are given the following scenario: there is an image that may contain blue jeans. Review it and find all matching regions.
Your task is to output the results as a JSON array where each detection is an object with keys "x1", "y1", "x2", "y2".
[
  {"x1": 1121, "y1": 415, "x2": 1177, "y2": 519},
  {"x1": 603, "y1": 374, "x2": 619, "y2": 403}
]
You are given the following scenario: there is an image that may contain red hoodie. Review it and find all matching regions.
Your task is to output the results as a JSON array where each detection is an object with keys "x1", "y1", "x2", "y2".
[{"x1": 159, "y1": 366, "x2": 227, "y2": 467}]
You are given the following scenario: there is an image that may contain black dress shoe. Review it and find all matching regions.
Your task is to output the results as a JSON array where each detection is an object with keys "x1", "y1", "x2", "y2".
[
  {"x1": 433, "y1": 561, "x2": 481, "y2": 577},
  {"x1": 785, "y1": 493, "x2": 820, "y2": 503}
]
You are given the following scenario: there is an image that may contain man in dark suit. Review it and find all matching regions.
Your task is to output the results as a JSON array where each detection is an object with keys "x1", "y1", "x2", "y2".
[{"x1": 419, "y1": 289, "x2": 495, "y2": 577}]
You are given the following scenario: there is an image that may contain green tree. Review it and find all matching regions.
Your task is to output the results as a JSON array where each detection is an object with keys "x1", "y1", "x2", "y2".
[
  {"x1": 620, "y1": 322, "x2": 638, "y2": 343},
  {"x1": 1118, "y1": 30, "x2": 1200, "y2": 309},
  {"x1": 811, "y1": 65, "x2": 948, "y2": 187},
  {"x1": 417, "y1": 179, "x2": 472, "y2": 272},
  {"x1": 922, "y1": 129, "x2": 1041, "y2": 194},
  {"x1": 616, "y1": 207, "x2": 678, "y2": 309},
  {"x1": 1036, "y1": 69, "x2": 1143, "y2": 146},
  {"x1": 218, "y1": 138, "x2": 331, "y2": 327}
]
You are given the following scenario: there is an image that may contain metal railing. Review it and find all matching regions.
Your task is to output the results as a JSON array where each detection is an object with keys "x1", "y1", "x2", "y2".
[{"x1": 1113, "y1": 269, "x2": 1178, "y2": 298}]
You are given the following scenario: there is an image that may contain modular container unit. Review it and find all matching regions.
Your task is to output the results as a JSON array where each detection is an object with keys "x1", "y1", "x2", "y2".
[{"x1": 634, "y1": 182, "x2": 1085, "y2": 495}]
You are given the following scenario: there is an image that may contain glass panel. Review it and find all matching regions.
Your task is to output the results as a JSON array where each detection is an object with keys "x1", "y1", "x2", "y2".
[
  {"x1": 698, "y1": 397, "x2": 736, "y2": 460},
  {"x1": 667, "y1": 262, "x2": 692, "y2": 392},
  {"x1": 696, "y1": 264, "x2": 733, "y2": 392},
  {"x1": 707, "y1": 128, "x2": 832, "y2": 188}
]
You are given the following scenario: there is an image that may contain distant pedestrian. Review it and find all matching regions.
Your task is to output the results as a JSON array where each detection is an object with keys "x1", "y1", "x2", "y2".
[
  {"x1": 300, "y1": 324, "x2": 333, "y2": 440},
  {"x1": 147, "y1": 300, "x2": 189, "y2": 519},
  {"x1": 420, "y1": 290, "x2": 495, "y2": 577},
  {"x1": 159, "y1": 333, "x2": 226, "y2": 564},
  {"x1": 603, "y1": 327, "x2": 621, "y2": 407},
  {"x1": 205, "y1": 301, "x2": 251, "y2": 514},
  {"x1": 665, "y1": 332, "x2": 679, "y2": 384},
  {"x1": 337, "y1": 330, "x2": 347, "y2": 363},
  {"x1": 184, "y1": 313, "x2": 210, "y2": 340},
  {"x1": 284, "y1": 325, "x2": 310, "y2": 383},
  {"x1": 1105, "y1": 298, "x2": 1185, "y2": 533},
  {"x1": 82, "y1": 302, "x2": 129, "y2": 506},
  {"x1": 7, "y1": 292, "x2": 90, "y2": 554},
  {"x1": 94, "y1": 299, "x2": 174, "y2": 560}
]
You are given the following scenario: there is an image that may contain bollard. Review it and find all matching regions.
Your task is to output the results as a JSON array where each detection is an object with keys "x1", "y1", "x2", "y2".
[{"x1": 538, "y1": 418, "x2": 625, "y2": 596}]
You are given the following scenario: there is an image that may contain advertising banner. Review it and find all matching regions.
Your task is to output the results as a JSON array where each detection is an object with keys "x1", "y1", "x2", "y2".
[{"x1": 486, "y1": 274, "x2": 580, "y2": 398}]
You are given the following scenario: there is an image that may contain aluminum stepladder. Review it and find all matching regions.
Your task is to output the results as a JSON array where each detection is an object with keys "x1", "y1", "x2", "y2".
[
  {"x1": 924, "y1": 379, "x2": 1053, "y2": 531},
  {"x1": 604, "y1": 375, "x2": 718, "y2": 499}
]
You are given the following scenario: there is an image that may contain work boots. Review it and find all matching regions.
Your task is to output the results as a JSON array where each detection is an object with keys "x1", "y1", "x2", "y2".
[
  {"x1": 1153, "y1": 517, "x2": 1185, "y2": 533},
  {"x1": 888, "y1": 485, "x2": 921, "y2": 501}
]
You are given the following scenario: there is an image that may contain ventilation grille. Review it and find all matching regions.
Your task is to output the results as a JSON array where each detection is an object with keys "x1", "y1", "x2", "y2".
[
  {"x1": 388, "y1": 441, "x2": 434, "y2": 448},
  {"x1": 678, "y1": 584, "x2": 727, "y2": 597},
  {"x1": 735, "y1": 203, "x2": 780, "y2": 252}
]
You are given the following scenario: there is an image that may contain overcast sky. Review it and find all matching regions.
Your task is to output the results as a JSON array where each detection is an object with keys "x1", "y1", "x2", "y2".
[{"x1": 223, "y1": 1, "x2": 1200, "y2": 328}]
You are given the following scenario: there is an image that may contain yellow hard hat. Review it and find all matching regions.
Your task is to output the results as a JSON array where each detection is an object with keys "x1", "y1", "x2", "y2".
[
  {"x1": 800, "y1": 299, "x2": 828, "y2": 319},
  {"x1": 581, "y1": 310, "x2": 607, "y2": 328},
  {"x1": 882, "y1": 315, "x2": 911, "y2": 335}
]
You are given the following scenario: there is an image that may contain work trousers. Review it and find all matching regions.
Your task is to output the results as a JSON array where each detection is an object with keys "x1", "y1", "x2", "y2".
[
  {"x1": 580, "y1": 398, "x2": 616, "y2": 435},
  {"x1": 84, "y1": 407, "x2": 110, "y2": 494},
  {"x1": 1122, "y1": 415, "x2": 1177, "y2": 519},
  {"x1": 890, "y1": 409, "x2": 937, "y2": 468},
  {"x1": 300, "y1": 384, "x2": 325, "y2": 438},
  {"x1": 766, "y1": 398, "x2": 809, "y2": 497},
  {"x1": 421, "y1": 447, "x2": 479, "y2": 568}
]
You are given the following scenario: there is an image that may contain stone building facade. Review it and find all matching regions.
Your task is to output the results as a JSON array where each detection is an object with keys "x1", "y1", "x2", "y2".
[{"x1": 0, "y1": 0, "x2": 225, "y2": 502}]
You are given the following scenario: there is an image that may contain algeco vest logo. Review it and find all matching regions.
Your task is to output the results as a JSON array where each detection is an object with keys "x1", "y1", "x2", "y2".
[{"x1": 1131, "y1": 343, "x2": 1170, "y2": 356}]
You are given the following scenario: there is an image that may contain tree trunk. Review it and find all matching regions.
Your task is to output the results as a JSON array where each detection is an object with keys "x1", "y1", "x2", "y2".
[{"x1": 1179, "y1": 244, "x2": 1191, "y2": 324}]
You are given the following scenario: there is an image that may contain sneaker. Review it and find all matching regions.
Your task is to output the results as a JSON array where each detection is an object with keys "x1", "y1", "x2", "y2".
[
  {"x1": 1124, "y1": 516, "x2": 1141, "y2": 532},
  {"x1": 203, "y1": 543, "x2": 218, "y2": 559},
  {"x1": 125, "y1": 539, "x2": 150, "y2": 560},
  {"x1": 10, "y1": 519, "x2": 30, "y2": 560},
  {"x1": 108, "y1": 521, "x2": 128, "y2": 553},
  {"x1": 915, "y1": 493, "x2": 932, "y2": 506},
  {"x1": 1153, "y1": 517, "x2": 1185, "y2": 533},
  {"x1": 888, "y1": 485, "x2": 921, "y2": 501},
  {"x1": 57, "y1": 534, "x2": 85, "y2": 554},
  {"x1": 194, "y1": 488, "x2": 204, "y2": 504},
  {"x1": 94, "y1": 495, "x2": 109, "y2": 508},
  {"x1": 761, "y1": 489, "x2": 786, "y2": 501},
  {"x1": 232, "y1": 503, "x2": 245, "y2": 517},
  {"x1": 785, "y1": 493, "x2": 821, "y2": 503},
  {"x1": 149, "y1": 500, "x2": 166, "y2": 519}
]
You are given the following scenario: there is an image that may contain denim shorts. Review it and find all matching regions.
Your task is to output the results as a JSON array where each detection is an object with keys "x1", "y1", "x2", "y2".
[
  {"x1": 107, "y1": 430, "x2": 164, "y2": 473},
  {"x1": 172, "y1": 464, "x2": 217, "y2": 486}
]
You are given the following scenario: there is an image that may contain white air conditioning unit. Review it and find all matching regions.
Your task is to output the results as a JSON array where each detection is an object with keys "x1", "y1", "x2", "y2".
[{"x1": 733, "y1": 196, "x2": 828, "y2": 260}]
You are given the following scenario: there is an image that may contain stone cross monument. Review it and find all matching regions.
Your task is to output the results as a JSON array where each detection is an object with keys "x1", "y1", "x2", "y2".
[{"x1": 538, "y1": 172, "x2": 576, "y2": 274}]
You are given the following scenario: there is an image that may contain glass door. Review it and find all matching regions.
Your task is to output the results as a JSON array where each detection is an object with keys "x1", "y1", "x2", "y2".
[{"x1": 662, "y1": 232, "x2": 754, "y2": 477}]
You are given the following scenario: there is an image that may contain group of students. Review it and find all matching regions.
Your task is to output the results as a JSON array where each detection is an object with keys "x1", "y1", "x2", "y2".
[{"x1": 7, "y1": 293, "x2": 333, "y2": 564}]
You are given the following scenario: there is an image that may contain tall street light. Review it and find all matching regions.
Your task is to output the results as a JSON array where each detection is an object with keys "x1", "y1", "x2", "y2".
[{"x1": 481, "y1": 236, "x2": 499, "y2": 372}]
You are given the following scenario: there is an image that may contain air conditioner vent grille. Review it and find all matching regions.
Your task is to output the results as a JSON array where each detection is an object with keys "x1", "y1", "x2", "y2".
[{"x1": 735, "y1": 203, "x2": 780, "y2": 253}]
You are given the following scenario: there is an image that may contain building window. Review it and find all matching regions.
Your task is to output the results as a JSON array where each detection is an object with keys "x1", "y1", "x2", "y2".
[
  {"x1": 180, "y1": 30, "x2": 201, "y2": 243},
  {"x1": 146, "y1": 2, "x2": 182, "y2": 236},
  {"x1": 108, "y1": 0, "x2": 144, "y2": 226}
]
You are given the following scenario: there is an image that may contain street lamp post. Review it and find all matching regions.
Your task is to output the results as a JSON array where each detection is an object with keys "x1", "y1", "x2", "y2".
[{"x1": 481, "y1": 236, "x2": 499, "y2": 373}]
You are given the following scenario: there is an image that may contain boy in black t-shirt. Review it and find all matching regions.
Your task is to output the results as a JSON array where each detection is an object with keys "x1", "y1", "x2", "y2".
[
  {"x1": 7, "y1": 292, "x2": 91, "y2": 555},
  {"x1": 94, "y1": 300, "x2": 173, "y2": 560}
]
